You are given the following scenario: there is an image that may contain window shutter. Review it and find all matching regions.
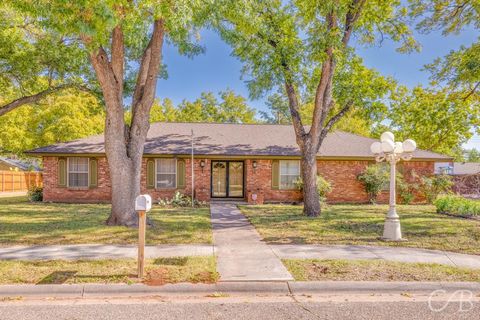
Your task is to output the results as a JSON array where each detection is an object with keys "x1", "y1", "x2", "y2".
[
  {"x1": 147, "y1": 159, "x2": 155, "y2": 189},
  {"x1": 89, "y1": 158, "x2": 98, "y2": 188},
  {"x1": 271, "y1": 160, "x2": 279, "y2": 190},
  {"x1": 58, "y1": 158, "x2": 67, "y2": 187},
  {"x1": 177, "y1": 160, "x2": 186, "y2": 189}
]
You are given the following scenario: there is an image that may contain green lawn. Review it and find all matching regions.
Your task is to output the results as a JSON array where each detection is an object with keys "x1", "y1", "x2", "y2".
[
  {"x1": 0, "y1": 197, "x2": 212, "y2": 245},
  {"x1": 0, "y1": 256, "x2": 218, "y2": 284},
  {"x1": 239, "y1": 204, "x2": 480, "y2": 255},
  {"x1": 284, "y1": 259, "x2": 480, "y2": 282}
]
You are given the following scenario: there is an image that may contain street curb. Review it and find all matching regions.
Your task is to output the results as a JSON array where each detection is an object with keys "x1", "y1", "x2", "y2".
[{"x1": 1, "y1": 281, "x2": 480, "y2": 298}]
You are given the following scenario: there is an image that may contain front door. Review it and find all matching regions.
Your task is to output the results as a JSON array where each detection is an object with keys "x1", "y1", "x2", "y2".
[{"x1": 211, "y1": 161, "x2": 244, "y2": 198}]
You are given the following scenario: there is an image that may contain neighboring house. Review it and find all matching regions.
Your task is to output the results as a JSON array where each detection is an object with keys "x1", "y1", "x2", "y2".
[
  {"x1": 0, "y1": 157, "x2": 41, "y2": 172},
  {"x1": 434, "y1": 162, "x2": 480, "y2": 175},
  {"x1": 26, "y1": 122, "x2": 450, "y2": 204}
]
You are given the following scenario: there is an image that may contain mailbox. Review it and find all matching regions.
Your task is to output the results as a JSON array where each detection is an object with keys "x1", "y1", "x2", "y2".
[{"x1": 135, "y1": 194, "x2": 152, "y2": 212}]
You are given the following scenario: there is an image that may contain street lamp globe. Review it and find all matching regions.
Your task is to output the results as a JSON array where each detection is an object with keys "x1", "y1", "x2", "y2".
[
  {"x1": 370, "y1": 142, "x2": 382, "y2": 154},
  {"x1": 402, "y1": 139, "x2": 417, "y2": 153},
  {"x1": 381, "y1": 140, "x2": 395, "y2": 153},
  {"x1": 380, "y1": 131, "x2": 394, "y2": 143}
]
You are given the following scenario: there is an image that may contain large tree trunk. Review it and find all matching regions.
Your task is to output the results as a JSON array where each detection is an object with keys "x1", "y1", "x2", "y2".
[
  {"x1": 106, "y1": 158, "x2": 139, "y2": 226},
  {"x1": 301, "y1": 149, "x2": 321, "y2": 217},
  {"x1": 87, "y1": 21, "x2": 164, "y2": 227}
]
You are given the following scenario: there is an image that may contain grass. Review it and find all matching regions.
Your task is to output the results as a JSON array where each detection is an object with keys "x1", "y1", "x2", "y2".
[
  {"x1": 0, "y1": 256, "x2": 218, "y2": 285},
  {"x1": 239, "y1": 204, "x2": 480, "y2": 254},
  {"x1": 284, "y1": 259, "x2": 480, "y2": 282},
  {"x1": 0, "y1": 196, "x2": 212, "y2": 245}
]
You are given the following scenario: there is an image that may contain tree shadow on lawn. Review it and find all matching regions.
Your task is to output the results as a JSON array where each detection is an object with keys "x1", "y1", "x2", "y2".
[{"x1": 36, "y1": 271, "x2": 135, "y2": 284}]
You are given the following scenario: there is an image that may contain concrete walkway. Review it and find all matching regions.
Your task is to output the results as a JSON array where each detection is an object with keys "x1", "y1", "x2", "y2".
[
  {"x1": 210, "y1": 203, "x2": 293, "y2": 281},
  {"x1": 272, "y1": 244, "x2": 480, "y2": 269},
  {"x1": 0, "y1": 244, "x2": 213, "y2": 260}
]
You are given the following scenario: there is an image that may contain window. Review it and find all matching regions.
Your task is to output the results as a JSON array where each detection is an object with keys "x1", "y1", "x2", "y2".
[
  {"x1": 68, "y1": 157, "x2": 89, "y2": 188},
  {"x1": 156, "y1": 158, "x2": 176, "y2": 189},
  {"x1": 279, "y1": 160, "x2": 300, "y2": 190}
]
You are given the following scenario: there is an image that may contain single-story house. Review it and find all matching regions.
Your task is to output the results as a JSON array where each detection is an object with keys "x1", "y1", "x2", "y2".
[
  {"x1": 0, "y1": 157, "x2": 41, "y2": 172},
  {"x1": 26, "y1": 122, "x2": 450, "y2": 204}
]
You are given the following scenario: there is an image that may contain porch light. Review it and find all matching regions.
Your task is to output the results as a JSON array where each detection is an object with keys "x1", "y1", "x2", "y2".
[
  {"x1": 200, "y1": 160, "x2": 205, "y2": 172},
  {"x1": 370, "y1": 131, "x2": 417, "y2": 242},
  {"x1": 252, "y1": 160, "x2": 257, "y2": 169}
]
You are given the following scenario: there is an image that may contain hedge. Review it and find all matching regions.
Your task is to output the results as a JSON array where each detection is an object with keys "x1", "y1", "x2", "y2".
[{"x1": 435, "y1": 196, "x2": 480, "y2": 217}]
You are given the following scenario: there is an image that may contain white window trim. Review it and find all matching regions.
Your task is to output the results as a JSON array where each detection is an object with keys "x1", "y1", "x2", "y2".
[
  {"x1": 67, "y1": 157, "x2": 90, "y2": 188},
  {"x1": 279, "y1": 160, "x2": 301, "y2": 190},
  {"x1": 155, "y1": 158, "x2": 177, "y2": 189}
]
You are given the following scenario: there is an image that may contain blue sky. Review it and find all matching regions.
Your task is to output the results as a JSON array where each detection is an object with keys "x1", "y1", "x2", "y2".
[{"x1": 157, "y1": 28, "x2": 479, "y2": 150}]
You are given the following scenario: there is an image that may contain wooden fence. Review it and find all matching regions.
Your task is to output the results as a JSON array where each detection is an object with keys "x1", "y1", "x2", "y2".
[{"x1": 0, "y1": 171, "x2": 43, "y2": 193}]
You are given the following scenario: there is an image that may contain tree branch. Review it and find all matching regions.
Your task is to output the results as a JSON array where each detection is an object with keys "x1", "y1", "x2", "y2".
[
  {"x1": 111, "y1": 25, "x2": 125, "y2": 100},
  {"x1": 464, "y1": 81, "x2": 480, "y2": 101},
  {"x1": 319, "y1": 101, "x2": 354, "y2": 143},
  {"x1": 0, "y1": 84, "x2": 88, "y2": 117}
]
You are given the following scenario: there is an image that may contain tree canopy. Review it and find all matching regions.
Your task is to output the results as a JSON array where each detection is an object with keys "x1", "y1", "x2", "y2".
[{"x1": 0, "y1": 90, "x2": 104, "y2": 155}]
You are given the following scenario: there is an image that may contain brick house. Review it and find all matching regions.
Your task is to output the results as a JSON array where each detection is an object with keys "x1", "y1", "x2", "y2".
[{"x1": 27, "y1": 122, "x2": 450, "y2": 204}]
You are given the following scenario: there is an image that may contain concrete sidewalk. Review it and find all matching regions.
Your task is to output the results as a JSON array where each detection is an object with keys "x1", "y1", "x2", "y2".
[
  {"x1": 210, "y1": 203, "x2": 293, "y2": 281},
  {"x1": 0, "y1": 244, "x2": 213, "y2": 260},
  {"x1": 272, "y1": 244, "x2": 480, "y2": 269}
]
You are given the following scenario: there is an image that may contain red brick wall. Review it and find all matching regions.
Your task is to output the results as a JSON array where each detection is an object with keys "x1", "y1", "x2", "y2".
[
  {"x1": 140, "y1": 158, "x2": 211, "y2": 202},
  {"x1": 42, "y1": 156, "x2": 434, "y2": 204},
  {"x1": 42, "y1": 156, "x2": 111, "y2": 203}
]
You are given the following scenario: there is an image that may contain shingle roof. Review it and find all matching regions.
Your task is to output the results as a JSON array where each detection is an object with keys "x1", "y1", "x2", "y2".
[
  {"x1": 26, "y1": 122, "x2": 451, "y2": 160},
  {"x1": 0, "y1": 157, "x2": 42, "y2": 171}
]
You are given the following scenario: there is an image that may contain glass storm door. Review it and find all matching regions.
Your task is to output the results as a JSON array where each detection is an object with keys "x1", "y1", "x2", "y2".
[
  {"x1": 211, "y1": 161, "x2": 244, "y2": 198},
  {"x1": 212, "y1": 161, "x2": 227, "y2": 197}
]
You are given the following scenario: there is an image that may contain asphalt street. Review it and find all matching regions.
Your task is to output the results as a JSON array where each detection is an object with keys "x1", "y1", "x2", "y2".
[{"x1": 0, "y1": 294, "x2": 478, "y2": 320}]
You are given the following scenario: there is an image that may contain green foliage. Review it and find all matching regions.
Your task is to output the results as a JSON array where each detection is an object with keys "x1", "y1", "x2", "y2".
[
  {"x1": 466, "y1": 149, "x2": 480, "y2": 162},
  {"x1": 212, "y1": 0, "x2": 414, "y2": 127},
  {"x1": 387, "y1": 86, "x2": 480, "y2": 156},
  {"x1": 0, "y1": 3, "x2": 89, "y2": 114},
  {"x1": 0, "y1": 90, "x2": 104, "y2": 155},
  {"x1": 420, "y1": 174, "x2": 454, "y2": 204},
  {"x1": 435, "y1": 195, "x2": 480, "y2": 217},
  {"x1": 410, "y1": 0, "x2": 479, "y2": 105},
  {"x1": 294, "y1": 175, "x2": 333, "y2": 204},
  {"x1": 396, "y1": 171, "x2": 419, "y2": 205},
  {"x1": 357, "y1": 165, "x2": 389, "y2": 204},
  {"x1": 158, "y1": 191, "x2": 208, "y2": 208},
  {"x1": 27, "y1": 186, "x2": 43, "y2": 202},
  {"x1": 129, "y1": 90, "x2": 257, "y2": 124}
]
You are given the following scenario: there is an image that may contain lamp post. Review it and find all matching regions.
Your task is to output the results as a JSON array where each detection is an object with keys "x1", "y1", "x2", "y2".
[{"x1": 370, "y1": 132, "x2": 417, "y2": 241}]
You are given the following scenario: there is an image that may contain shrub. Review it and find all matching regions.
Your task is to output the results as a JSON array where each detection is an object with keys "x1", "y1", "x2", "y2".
[
  {"x1": 294, "y1": 175, "x2": 332, "y2": 204},
  {"x1": 158, "y1": 191, "x2": 208, "y2": 208},
  {"x1": 357, "y1": 165, "x2": 389, "y2": 204},
  {"x1": 396, "y1": 171, "x2": 419, "y2": 205},
  {"x1": 435, "y1": 196, "x2": 480, "y2": 217},
  {"x1": 420, "y1": 174, "x2": 453, "y2": 204},
  {"x1": 28, "y1": 186, "x2": 43, "y2": 202}
]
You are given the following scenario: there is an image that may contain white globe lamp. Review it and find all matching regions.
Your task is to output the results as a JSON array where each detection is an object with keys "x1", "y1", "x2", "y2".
[
  {"x1": 370, "y1": 142, "x2": 382, "y2": 154},
  {"x1": 402, "y1": 139, "x2": 417, "y2": 153},
  {"x1": 380, "y1": 131, "x2": 394, "y2": 143}
]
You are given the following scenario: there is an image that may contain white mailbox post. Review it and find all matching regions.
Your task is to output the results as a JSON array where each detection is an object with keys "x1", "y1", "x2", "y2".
[{"x1": 135, "y1": 194, "x2": 152, "y2": 278}]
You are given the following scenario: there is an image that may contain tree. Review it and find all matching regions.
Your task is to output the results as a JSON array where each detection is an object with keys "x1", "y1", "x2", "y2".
[
  {"x1": 466, "y1": 148, "x2": 480, "y2": 162},
  {"x1": 175, "y1": 90, "x2": 256, "y2": 123},
  {"x1": 14, "y1": 1, "x2": 205, "y2": 226},
  {"x1": 387, "y1": 86, "x2": 480, "y2": 157},
  {"x1": 0, "y1": 3, "x2": 90, "y2": 116},
  {"x1": 410, "y1": 0, "x2": 480, "y2": 99},
  {"x1": 0, "y1": 90, "x2": 104, "y2": 155},
  {"x1": 139, "y1": 90, "x2": 257, "y2": 123},
  {"x1": 213, "y1": 0, "x2": 412, "y2": 216}
]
